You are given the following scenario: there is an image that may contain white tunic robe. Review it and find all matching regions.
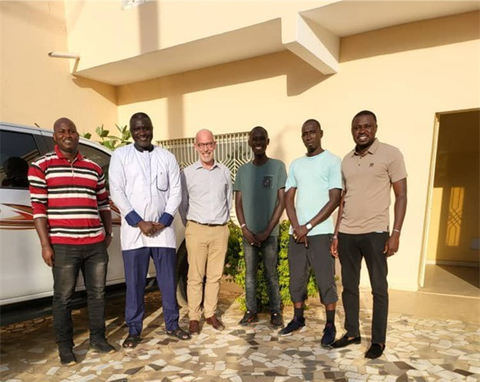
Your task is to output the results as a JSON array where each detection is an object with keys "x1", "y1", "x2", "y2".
[{"x1": 109, "y1": 144, "x2": 181, "y2": 251}]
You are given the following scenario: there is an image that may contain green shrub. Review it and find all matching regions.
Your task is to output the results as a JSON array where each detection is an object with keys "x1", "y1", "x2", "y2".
[
  {"x1": 223, "y1": 221, "x2": 243, "y2": 280},
  {"x1": 81, "y1": 124, "x2": 131, "y2": 150},
  {"x1": 224, "y1": 220, "x2": 319, "y2": 312}
]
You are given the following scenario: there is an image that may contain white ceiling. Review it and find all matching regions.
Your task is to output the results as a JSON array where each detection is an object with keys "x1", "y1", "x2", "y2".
[{"x1": 74, "y1": 1, "x2": 480, "y2": 86}]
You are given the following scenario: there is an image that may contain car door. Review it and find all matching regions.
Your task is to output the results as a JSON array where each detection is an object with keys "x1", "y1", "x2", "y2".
[{"x1": 0, "y1": 128, "x2": 54, "y2": 304}]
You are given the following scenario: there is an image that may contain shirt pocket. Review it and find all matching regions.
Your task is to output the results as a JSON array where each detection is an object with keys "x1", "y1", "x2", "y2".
[
  {"x1": 215, "y1": 177, "x2": 229, "y2": 200},
  {"x1": 156, "y1": 170, "x2": 169, "y2": 192}
]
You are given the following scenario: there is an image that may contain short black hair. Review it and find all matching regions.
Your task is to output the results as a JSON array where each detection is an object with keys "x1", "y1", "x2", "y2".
[
  {"x1": 352, "y1": 110, "x2": 377, "y2": 123},
  {"x1": 249, "y1": 126, "x2": 268, "y2": 139},
  {"x1": 302, "y1": 119, "x2": 321, "y2": 131},
  {"x1": 130, "y1": 112, "x2": 152, "y2": 129}
]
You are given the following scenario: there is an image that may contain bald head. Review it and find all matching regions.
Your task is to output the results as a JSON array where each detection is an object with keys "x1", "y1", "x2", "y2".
[
  {"x1": 195, "y1": 129, "x2": 214, "y2": 143},
  {"x1": 54, "y1": 117, "x2": 76, "y2": 132}
]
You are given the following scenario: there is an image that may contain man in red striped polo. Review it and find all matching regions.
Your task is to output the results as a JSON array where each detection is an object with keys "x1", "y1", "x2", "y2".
[{"x1": 28, "y1": 118, "x2": 115, "y2": 366}]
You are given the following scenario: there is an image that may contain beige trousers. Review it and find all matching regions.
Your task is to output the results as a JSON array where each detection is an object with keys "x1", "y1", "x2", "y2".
[{"x1": 185, "y1": 221, "x2": 229, "y2": 321}]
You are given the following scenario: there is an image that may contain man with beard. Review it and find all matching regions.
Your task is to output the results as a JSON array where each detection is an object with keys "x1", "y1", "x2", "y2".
[
  {"x1": 29, "y1": 117, "x2": 115, "y2": 365},
  {"x1": 281, "y1": 119, "x2": 341, "y2": 348},
  {"x1": 180, "y1": 129, "x2": 232, "y2": 335},
  {"x1": 109, "y1": 112, "x2": 190, "y2": 348},
  {"x1": 330, "y1": 110, "x2": 407, "y2": 359}
]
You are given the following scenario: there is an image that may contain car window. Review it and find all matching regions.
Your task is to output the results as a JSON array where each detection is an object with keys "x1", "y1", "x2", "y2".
[
  {"x1": 42, "y1": 135, "x2": 55, "y2": 152},
  {"x1": 0, "y1": 130, "x2": 41, "y2": 189},
  {"x1": 78, "y1": 143, "x2": 111, "y2": 189}
]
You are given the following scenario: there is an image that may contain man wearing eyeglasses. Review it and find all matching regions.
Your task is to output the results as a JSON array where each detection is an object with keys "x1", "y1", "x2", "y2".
[{"x1": 180, "y1": 129, "x2": 232, "y2": 335}]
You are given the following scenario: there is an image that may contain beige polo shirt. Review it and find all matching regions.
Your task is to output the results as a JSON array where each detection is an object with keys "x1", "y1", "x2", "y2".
[{"x1": 339, "y1": 139, "x2": 407, "y2": 234}]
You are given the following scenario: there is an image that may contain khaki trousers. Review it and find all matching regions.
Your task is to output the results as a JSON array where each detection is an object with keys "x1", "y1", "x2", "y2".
[{"x1": 185, "y1": 221, "x2": 229, "y2": 321}]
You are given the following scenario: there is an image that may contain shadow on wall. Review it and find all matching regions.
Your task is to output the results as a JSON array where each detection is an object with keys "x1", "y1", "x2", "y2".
[
  {"x1": 340, "y1": 11, "x2": 480, "y2": 62},
  {"x1": 139, "y1": 0, "x2": 159, "y2": 53},
  {"x1": 117, "y1": 50, "x2": 330, "y2": 137},
  {"x1": 117, "y1": 50, "x2": 330, "y2": 107},
  {"x1": 72, "y1": 77, "x2": 117, "y2": 105}
]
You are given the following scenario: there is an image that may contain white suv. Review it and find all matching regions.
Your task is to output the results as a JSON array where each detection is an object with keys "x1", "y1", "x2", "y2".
[{"x1": 0, "y1": 122, "x2": 187, "y2": 310}]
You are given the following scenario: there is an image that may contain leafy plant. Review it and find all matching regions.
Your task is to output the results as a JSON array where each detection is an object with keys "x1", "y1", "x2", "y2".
[
  {"x1": 224, "y1": 220, "x2": 319, "y2": 312},
  {"x1": 223, "y1": 221, "x2": 243, "y2": 279},
  {"x1": 81, "y1": 124, "x2": 131, "y2": 150},
  {"x1": 81, "y1": 132, "x2": 92, "y2": 139},
  {"x1": 95, "y1": 124, "x2": 131, "y2": 150}
]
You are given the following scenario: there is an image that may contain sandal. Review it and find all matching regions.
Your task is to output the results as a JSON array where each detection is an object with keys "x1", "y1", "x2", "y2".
[
  {"x1": 166, "y1": 327, "x2": 191, "y2": 340},
  {"x1": 122, "y1": 334, "x2": 141, "y2": 349}
]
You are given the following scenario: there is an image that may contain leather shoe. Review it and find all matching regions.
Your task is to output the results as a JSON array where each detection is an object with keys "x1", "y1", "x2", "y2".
[
  {"x1": 331, "y1": 334, "x2": 361, "y2": 348},
  {"x1": 90, "y1": 337, "x2": 115, "y2": 353},
  {"x1": 58, "y1": 346, "x2": 77, "y2": 366},
  {"x1": 365, "y1": 343, "x2": 385, "y2": 359},
  {"x1": 206, "y1": 315, "x2": 225, "y2": 331},
  {"x1": 189, "y1": 320, "x2": 200, "y2": 335}
]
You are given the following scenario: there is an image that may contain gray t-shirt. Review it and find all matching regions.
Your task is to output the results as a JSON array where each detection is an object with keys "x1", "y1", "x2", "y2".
[{"x1": 234, "y1": 158, "x2": 287, "y2": 236}]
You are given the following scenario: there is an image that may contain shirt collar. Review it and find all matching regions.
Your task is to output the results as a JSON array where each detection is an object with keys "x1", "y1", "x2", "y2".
[
  {"x1": 54, "y1": 145, "x2": 83, "y2": 162},
  {"x1": 133, "y1": 143, "x2": 154, "y2": 152},
  {"x1": 351, "y1": 138, "x2": 380, "y2": 157},
  {"x1": 194, "y1": 160, "x2": 219, "y2": 170}
]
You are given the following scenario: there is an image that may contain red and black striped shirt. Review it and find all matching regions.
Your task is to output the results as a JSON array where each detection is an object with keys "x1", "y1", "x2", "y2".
[{"x1": 28, "y1": 146, "x2": 110, "y2": 245}]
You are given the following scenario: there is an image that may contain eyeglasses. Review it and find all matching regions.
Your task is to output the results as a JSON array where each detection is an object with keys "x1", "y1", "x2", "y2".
[{"x1": 196, "y1": 142, "x2": 214, "y2": 149}]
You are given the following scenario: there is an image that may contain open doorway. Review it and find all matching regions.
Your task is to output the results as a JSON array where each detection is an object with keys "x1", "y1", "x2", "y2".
[{"x1": 421, "y1": 109, "x2": 479, "y2": 297}]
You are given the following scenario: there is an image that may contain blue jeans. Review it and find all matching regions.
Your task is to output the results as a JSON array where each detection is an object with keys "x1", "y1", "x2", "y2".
[
  {"x1": 243, "y1": 236, "x2": 281, "y2": 313},
  {"x1": 52, "y1": 242, "x2": 108, "y2": 346}
]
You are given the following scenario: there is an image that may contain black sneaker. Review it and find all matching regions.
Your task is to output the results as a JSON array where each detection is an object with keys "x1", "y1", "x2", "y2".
[
  {"x1": 321, "y1": 322, "x2": 336, "y2": 347},
  {"x1": 58, "y1": 346, "x2": 77, "y2": 366},
  {"x1": 239, "y1": 310, "x2": 258, "y2": 326},
  {"x1": 270, "y1": 312, "x2": 284, "y2": 327},
  {"x1": 90, "y1": 337, "x2": 116, "y2": 353},
  {"x1": 278, "y1": 317, "x2": 305, "y2": 336}
]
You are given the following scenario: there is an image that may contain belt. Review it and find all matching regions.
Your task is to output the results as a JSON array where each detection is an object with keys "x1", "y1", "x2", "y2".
[{"x1": 189, "y1": 220, "x2": 227, "y2": 227}]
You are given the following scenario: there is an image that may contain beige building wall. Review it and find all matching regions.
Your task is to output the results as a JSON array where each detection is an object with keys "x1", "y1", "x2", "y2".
[
  {"x1": 0, "y1": 1, "x2": 117, "y2": 133},
  {"x1": 116, "y1": 12, "x2": 480, "y2": 291}
]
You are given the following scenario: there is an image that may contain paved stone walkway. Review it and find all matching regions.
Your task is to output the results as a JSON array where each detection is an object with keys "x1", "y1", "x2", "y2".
[{"x1": 1, "y1": 284, "x2": 479, "y2": 382}]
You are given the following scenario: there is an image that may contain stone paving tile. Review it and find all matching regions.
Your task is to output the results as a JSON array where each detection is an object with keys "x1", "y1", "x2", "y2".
[{"x1": 1, "y1": 285, "x2": 479, "y2": 382}]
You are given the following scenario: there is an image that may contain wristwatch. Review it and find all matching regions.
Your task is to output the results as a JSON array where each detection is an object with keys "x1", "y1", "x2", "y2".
[{"x1": 306, "y1": 222, "x2": 313, "y2": 231}]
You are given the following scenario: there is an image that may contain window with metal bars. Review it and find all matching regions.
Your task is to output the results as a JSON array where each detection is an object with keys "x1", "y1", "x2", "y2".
[{"x1": 157, "y1": 132, "x2": 253, "y2": 182}]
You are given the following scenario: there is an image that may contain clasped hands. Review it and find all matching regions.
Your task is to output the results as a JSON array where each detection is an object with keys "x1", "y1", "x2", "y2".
[
  {"x1": 242, "y1": 228, "x2": 269, "y2": 247},
  {"x1": 138, "y1": 220, "x2": 165, "y2": 237}
]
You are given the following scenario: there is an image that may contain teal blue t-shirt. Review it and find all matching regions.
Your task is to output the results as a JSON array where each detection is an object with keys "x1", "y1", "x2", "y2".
[
  {"x1": 233, "y1": 158, "x2": 287, "y2": 236},
  {"x1": 285, "y1": 150, "x2": 342, "y2": 235}
]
